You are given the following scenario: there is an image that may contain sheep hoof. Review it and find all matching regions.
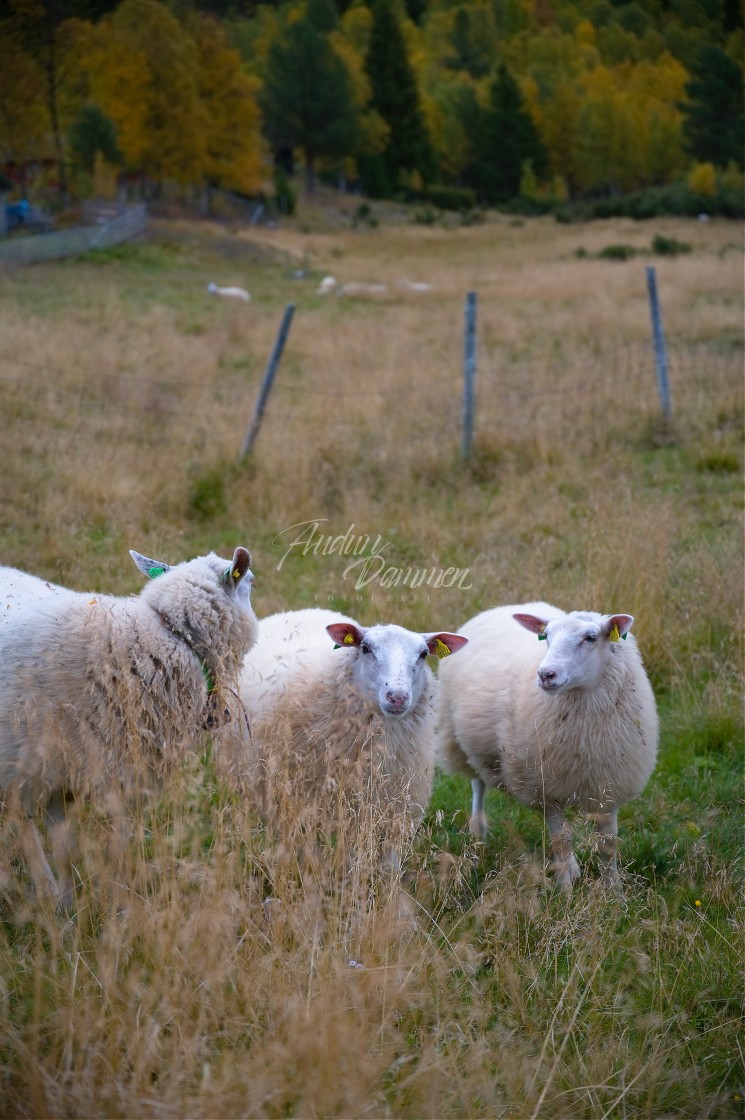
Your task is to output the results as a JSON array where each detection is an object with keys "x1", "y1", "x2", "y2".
[
  {"x1": 468, "y1": 813, "x2": 488, "y2": 840},
  {"x1": 552, "y1": 856, "x2": 581, "y2": 890},
  {"x1": 600, "y1": 867, "x2": 622, "y2": 890}
]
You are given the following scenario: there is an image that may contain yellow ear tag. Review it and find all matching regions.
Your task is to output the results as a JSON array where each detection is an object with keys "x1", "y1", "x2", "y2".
[
  {"x1": 433, "y1": 638, "x2": 451, "y2": 659},
  {"x1": 609, "y1": 623, "x2": 620, "y2": 642},
  {"x1": 343, "y1": 633, "x2": 355, "y2": 645}
]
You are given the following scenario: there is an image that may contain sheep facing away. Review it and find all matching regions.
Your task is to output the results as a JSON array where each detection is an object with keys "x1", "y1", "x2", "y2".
[
  {"x1": 436, "y1": 603, "x2": 659, "y2": 888},
  {"x1": 217, "y1": 608, "x2": 468, "y2": 862},
  {"x1": 0, "y1": 546, "x2": 258, "y2": 907}
]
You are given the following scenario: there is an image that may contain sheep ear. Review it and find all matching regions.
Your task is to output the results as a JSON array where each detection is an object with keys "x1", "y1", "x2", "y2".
[
  {"x1": 227, "y1": 546, "x2": 252, "y2": 586},
  {"x1": 604, "y1": 614, "x2": 634, "y2": 642},
  {"x1": 513, "y1": 613, "x2": 550, "y2": 636},
  {"x1": 130, "y1": 550, "x2": 171, "y2": 579},
  {"x1": 327, "y1": 622, "x2": 363, "y2": 649},
  {"x1": 424, "y1": 633, "x2": 469, "y2": 659}
]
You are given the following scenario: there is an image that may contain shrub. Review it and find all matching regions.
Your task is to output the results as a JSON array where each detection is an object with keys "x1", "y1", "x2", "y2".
[
  {"x1": 652, "y1": 234, "x2": 692, "y2": 256},
  {"x1": 598, "y1": 243, "x2": 637, "y2": 260},
  {"x1": 187, "y1": 463, "x2": 227, "y2": 521},
  {"x1": 687, "y1": 162, "x2": 717, "y2": 197},
  {"x1": 422, "y1": 185, "x2": 477, "y2": 212},
  {"x1": 412, "y1": 206, "x2": 437, "y2": 226},
  {"x1": 351, "y1": 202, "x2": 378, "y2": 229}
]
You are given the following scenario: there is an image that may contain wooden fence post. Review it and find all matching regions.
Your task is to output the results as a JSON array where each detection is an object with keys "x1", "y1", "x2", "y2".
[
  {"x1": 462, "y1": 291, "x2": 477, "y2": 461},
  {"x1": 645, "y1": 266, "x2": 672, "y2": 420},
  {"x1": 239, "y1": 303, "x2": 296, "y2": 460}
]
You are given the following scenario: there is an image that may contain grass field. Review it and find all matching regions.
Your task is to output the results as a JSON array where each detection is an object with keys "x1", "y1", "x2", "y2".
[{"x1": 0, "y1": 197, "x2": 742, "y2": 1118}]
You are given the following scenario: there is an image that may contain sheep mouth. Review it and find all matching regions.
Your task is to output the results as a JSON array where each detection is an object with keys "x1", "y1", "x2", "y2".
[
  {"x1": 381, "y1": 701, "x2": 411, "y2": 717},
  {"x1": 538, "y1": 678, "x2": 567, "y2": 694}
]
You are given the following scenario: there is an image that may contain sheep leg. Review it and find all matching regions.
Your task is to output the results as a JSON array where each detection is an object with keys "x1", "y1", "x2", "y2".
[
  {"x1": 469, "y1": 777, "x2": 488, "y2": 838},
  {"x1": 543, "y1": 804, "x2": 580, "y2": 889},
  {"x1": 592, "y1": 808, "x2": 620, "y2": 888},
  {"x1": 16, "y1": 816, "x2": 60, "y2": 904},
  {"x1": 46, "y1": 792, "x2": 77, "y2": 910}
]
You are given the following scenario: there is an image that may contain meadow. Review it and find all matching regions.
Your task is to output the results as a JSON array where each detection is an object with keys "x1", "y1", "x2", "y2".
[{"x1": 0, "y1": 197, "x2": 742, "y2": 1118}]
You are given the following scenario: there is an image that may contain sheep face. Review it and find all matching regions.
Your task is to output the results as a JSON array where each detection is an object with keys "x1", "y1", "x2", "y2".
[
  {"x1": 513, "y1": 610, "x2": 634, "y2": 694},
  {"x1": 326, "y1": 623, "x2": 467, "y2": 718}
]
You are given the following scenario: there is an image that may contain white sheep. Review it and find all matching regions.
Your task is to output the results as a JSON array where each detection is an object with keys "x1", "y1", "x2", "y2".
[
  {"x1": 436, "y1": 602, "x2": 659, "y2": 889},
  {"x1": 315, "y1": 276, "x2": 389, "y2": 298},
  {"x1": 338, "y1": 281, "x2": 388, "y2": 297},
  {"x1": 218, "y1": 608, "x2": 467, "y2": 861},
  {"x1": 0, "y1": 545, "x2": 258, "y2": 907},
  {"x1": 207, "y1": 282, "x2": 251, "y2": 301},
  {"x1": 0, "y1": 566, "x2": 74, "y2": 630},
  {"x1": 316, "y1": 275, "x2": 338, "y2": 295},
  {"x1": 396, "y1": 279, "x2": 433, "y2": 293}
]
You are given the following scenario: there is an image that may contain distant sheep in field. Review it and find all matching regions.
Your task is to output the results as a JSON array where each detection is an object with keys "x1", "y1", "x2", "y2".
[
  {"x1": 218, "y1": 608, "x2": 467, "y2": 862},
  {"x1": 338, "y1": 281, "x2": 388, "y2": 298},
  {"x1": 315, "y1": 276, "x2": 388, "y2": 298},
  {"x1": 207, "y1": 282, "x2": 251, "y2": 302},
  {"x1": 436, "y1": 603, "x2": 658, "y2": 889},
  {"x1": 396, "y1": 279, "x2": 433, "y2": 293},
  {"x1": 0, "y1": 546, "x2": 257, "y2": 907},
  {"x1": 316, "y1": 275, "x2": 338, "y2": 295}
]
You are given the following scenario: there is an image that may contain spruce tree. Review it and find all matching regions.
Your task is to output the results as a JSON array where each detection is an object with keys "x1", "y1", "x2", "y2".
[
  {"x1": 682, "y1": 44, "x2": 744, "y2": 169},
  {"x1": 364, "y1": 0, "x2": 435, "y2": 194},
  {"x1": 260, "y1": 0, "x2": 358, "y2": 193},
  {"x1": 472, "y1": 63, "x2": 547, "y2": 204}
]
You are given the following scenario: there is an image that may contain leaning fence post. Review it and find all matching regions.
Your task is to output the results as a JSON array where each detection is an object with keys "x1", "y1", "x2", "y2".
[
  {"x1": 462, "y1": 291, "x2": 477, "y2": 460},
  {"x1": 645, "y1": 266, "x2": 672, "y2": 420},
  {"x1": 239, "y1": 303, "x2": 296, "y2": 460}
]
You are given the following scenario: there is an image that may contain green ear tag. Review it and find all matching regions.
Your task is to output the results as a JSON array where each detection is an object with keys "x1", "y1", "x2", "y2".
[
  {"x1": 148, "y1": 566, "x2": 167, "y2": 579},
  {"x1": 333, "y1": 644, "x2": 341, "y2": 649},
  {"x1": 538, "y1": 633, "x2": 547, "y2": 641},
  {"x1": 433, "y1": 638, "x2": 451, "y2": 659}
]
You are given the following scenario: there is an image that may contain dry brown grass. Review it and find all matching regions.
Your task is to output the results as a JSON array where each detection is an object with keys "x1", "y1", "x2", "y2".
[{"x1": 0, "y1": 198, "x2": 742, "y2": 1117}]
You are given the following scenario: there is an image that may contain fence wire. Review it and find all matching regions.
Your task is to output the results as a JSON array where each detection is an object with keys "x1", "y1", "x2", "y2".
[{"x1": 0, "y1": 337, "x2": 741, "y2": 467}]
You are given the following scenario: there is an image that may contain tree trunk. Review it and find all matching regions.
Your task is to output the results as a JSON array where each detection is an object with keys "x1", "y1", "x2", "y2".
[
  {"x1": 305, "y1": 152, "x2": 316, "y2": 194},
  {"x1": 44, "y1": 46, "x2": 68, "y2": 202}
]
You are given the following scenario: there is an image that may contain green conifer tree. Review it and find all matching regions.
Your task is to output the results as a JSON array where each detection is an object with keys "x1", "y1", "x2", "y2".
[
  {"x1": 260, "y1": 0, "x2": 358, "y2": 193},
  {"x1": 471, "y1": 62, "x2": 547, "y2": 204},
  {"x1": 681, "y1": 44, "x2": 744, "y2": 169},
  {"x1": 363, "y1": 0, "x2": 435, "y2": 194}
]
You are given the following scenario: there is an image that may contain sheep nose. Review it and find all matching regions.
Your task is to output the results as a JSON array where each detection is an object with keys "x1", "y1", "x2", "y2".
[
  {"x1": 538, "y1": 667, "x2": 557, "y2": 684},
  {"x1": 385, "y1": 689, "x2": 409, "y2": 710}
]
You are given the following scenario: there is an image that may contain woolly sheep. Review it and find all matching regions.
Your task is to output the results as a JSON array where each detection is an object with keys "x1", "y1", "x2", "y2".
[
  {"x1": 436, "y1": 602, "x2": 659, "y2": 889},
  {"x1": 0, "y1": 545, "x2": 257, "y2": 907},
  {"x1": 218, "y1": 608, "x2": 467, "y2": 859},
  {"x1": 207, "y1": 282, "x2": 251, "y2": 301},
  {"x1": 0, "y1": 566, "x2": 74, "y2": 630}
]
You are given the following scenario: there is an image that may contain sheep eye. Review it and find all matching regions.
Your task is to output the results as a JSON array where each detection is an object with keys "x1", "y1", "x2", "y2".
[
  {"x1": 584, "y1": 632, "x2": 598, "y2": 643},
  {"x1": 360, "y1": 643, "x2": 372, "y2": 655},
  {"x1": 418, "y1": 650, "x2": 428, "y2": 661}
]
